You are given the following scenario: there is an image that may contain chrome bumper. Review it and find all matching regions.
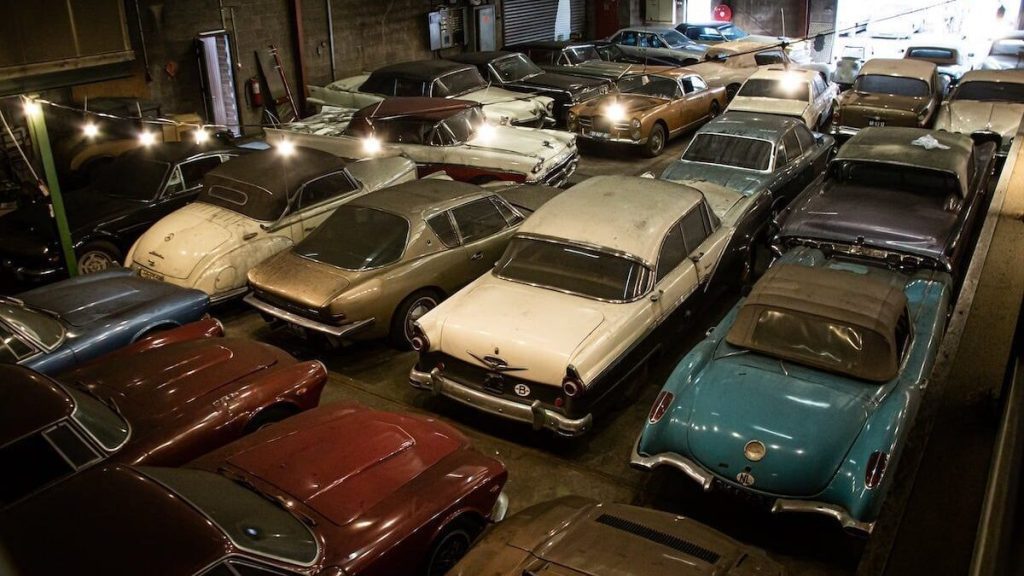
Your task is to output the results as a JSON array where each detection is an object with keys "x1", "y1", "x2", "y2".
[
  {"x1": 772, "y1": 499, "x2": 874, "y2": 534},
  {"x1": 834, "y1": 125, "x2": 860, "y2": 138},
  {"x1": 243, "y1": 293, "x2": 374, "y2": 338},
  {"x1": 576, "y1": 132, "x2": 647, "y2": 145},
  {"x1": 409, "y1": 367, "x2": 593, "y2": 436},
  {"x1": 629, "y1": 434, "x2": 714, "y2": 490},
  {"x1": 209, "y1": 286, "x2": 250, "y2": 304}
]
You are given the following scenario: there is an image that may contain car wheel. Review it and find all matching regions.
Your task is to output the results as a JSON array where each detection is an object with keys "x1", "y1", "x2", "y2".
[
  {"x1": 424, "y1": 520, "x2": 478, "y2": 576},
  {"x1": 390, "y1": 289, "x2": 441, "y2": 350},
  {"x1": 643, "y1": 123, "x2": 666, "y2": 158},
  {"x1": 709, "y1": 101, "x2": 721, "y2": 120},
  {"x1": 76, "y1": 241, "x2": 122, "y2": 275},
  {"x1": 244, "y1": 405, "x2": 298, "y2": 434},
  {"x1": 726, "y1": 83, "x2": 741, "y2": 101}
]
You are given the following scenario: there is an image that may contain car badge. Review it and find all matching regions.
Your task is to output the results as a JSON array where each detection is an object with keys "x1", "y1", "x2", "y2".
[
  {"x1": 542, "y1": 140, "x2": 552, "y2": 148},
  {"x1": 146, "y1": 259, "x2": 155, "y2": 267},
  {"x1": 514, "y1": 383, "x2": 531, "y2": 397},
  {"x1": 468, "y1": 351, "x2": 526, "y2": 373},
  {"x1": 736, "y1": 470, "x2": 756, "y2": 487},
  {"x1": 148, "y1": 250, "x2": 165, "y2": 260},
  {"x1": 164, "y1": 232, "x2": 175, "y2": 242},
  {"x1": 744, "y1": 440, "x2": 767, "y2": 462}
]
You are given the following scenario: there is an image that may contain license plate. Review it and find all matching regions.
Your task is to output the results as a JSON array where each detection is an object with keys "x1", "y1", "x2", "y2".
[
  {"x1": 590, "y1": 131, "x2": 609, "y2": 139},
  {"x1": 138, "y1": 267, "x2": 164, "y2": 281},
  {"x1": 868, "y1": 118, "x2": 885, "y2": 127}
]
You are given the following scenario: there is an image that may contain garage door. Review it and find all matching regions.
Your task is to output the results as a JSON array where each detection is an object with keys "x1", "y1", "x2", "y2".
[{"x1": 503, "y1": 0, "x2": 586, "y2": 45}]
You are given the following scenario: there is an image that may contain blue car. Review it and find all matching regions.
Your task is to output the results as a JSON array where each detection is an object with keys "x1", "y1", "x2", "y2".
[
  {"x1": 631, "y1": 247, "x2": 950, "y2": 534},
  {"x1": 0, "y1": 268, "x2": 209, "y2": 374}
]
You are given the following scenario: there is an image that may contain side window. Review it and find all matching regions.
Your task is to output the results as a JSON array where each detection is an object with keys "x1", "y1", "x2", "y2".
[
  {"x1": 691, "y1": 76, "x2": 708, "y2": 92},
  {"x1": 163, "y1": 167, "x2": 185, "y2": 196},
  {"x1": 783, "y1": 129, "x2": 802, "y2": 160},
  {"x1": 812, "y1": 74, "x2": 826, "y2": 97},
  {"x1": 620, "y1": 31, "x2": 638, "y2": 46},
  {"x1": 394, "y1": 77, "x2": 426, "y2": 96},
  {"x1": 681, "y1": 207, "x2": 709, "y2": 253},
  {"x1": 649, "y1": 34, "x2": 664, "y2": 48},
  {"x1": 451, "y1": 198, "x2": 508, "y2": 243},
  {"x1": 298, "y1": 172, "x2": 357, "y2": 210},
  {"x1": 680, "y1": 77, "x2": 695, "y2": 94},
  {"x1": 426, "y1": 212, "x2": 460, "y2": 248},
  {"x1": 775, "y1": 143, "x2": 788, "y2": 169},
  {"x1": 684, "y1": 28, "x2": 700, "y2": 40},
  {"x1": 701, "y1": 27, "x2": 722, "y2": 41},
  {"x1": 656, "y1": 223, "x2": 687, "y2": 282},
  {"x1": 794, "y1": 123, "x2": 815, "y2": 151},
  {"x1": 0, "y1": 325, "x2": 35, "y2": 362},
  {"x1": 179, "y1": 156, "x2": 223, "y2": 190},
  {"x1": 490, "y1": 196, "x2": 524, "y2": 226},
  {"x1": 608, "y1": 32, "x2": 621, "y2": 44}
]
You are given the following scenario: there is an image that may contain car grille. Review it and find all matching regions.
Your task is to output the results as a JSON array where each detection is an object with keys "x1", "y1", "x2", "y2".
[
  {"x1": 421, "y1": 352, "x2": 564, "y2": 407},
  {"x1": 576, "y1": 116, "x2": 628, "y2": 133},
  {"x1": 542, "y1": 152, "x2": 578, "y2": 186},
  {"x1": 595, "y1": 514, "x2": 722, "y2": 564},
  {"x1": 578, "y1": 116, "x2": 593, "y2": 129}
]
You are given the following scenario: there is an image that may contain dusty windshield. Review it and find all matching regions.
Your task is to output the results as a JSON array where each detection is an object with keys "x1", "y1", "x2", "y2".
[
  {"x1": 297, "y1": 206, "x2": 408, "y2": 270},
  {"x1": 954, "y1": 81, "x2": 1024, "y2": 102},
  {"x1": 566, "y1": 45, "x2": 600, "y2": 64},
  {"x1": 661, "y1": 30, "x2": 693, "y2": 49},
  {"x1": 738, "y1": 78, "x2": 810, "y2": 101},
  {"x1": 682, "y1": 133, "x2": 773, "y2": 171},
  {"x1": 854, "y1": 74, "x2": 929, "y2": 97},
  {"x1": 493, "y1": 54, "x2": 543, "y2": 82},
  {"x1": 435, "y1": 69, "x2": 487, "y2": 97},
  {"x1": 719, "y1": 24, "x2": 748, "y2": 40},
  {"x1": 0, "y1": 301, "x2": 64, "y2": 350},
  {"x1": 441, "y1": 108, "x2": 488, "y2": 144},
  {"x1": 64, "y1": 385, "x2": 129, "y2": 450}
]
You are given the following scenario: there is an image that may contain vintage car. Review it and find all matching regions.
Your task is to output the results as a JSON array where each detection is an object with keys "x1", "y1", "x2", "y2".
[
  {"x1": 774, "y1": 127, "x2": 996, "y2": 279},
  {"x1": 409, "y1": 176, "x2": 731, "y2": 437},
  {"x1": 904, "y1": 43, "x2": 971, "y2": 90},
  {"x1": 728, "y1": 68, "x2": 839, "y2": 131},
  {"x1": 307, "y1": 60, "x2": 554, "y2": 126},
  {"x1": 126, "y1": 148, "x2": 417, "y2": 302},
  {"x1": 677, "y1": 21, "x2": 758, "y2": 44},
  {"x1": 246, "y1": 180, "x2": 561, "y2": 349},
  {"x1": 0, "y1": 143, "x2": 242, "y2": 281},
  {"x1": 451, "y1": 496, "x2": 784, "y2": 575},
  {"x1": 567, "y1": 71, "x2": 727, "y2": 157},
  {"x1": 833, "y1": 58, "x2": 942, "y2": 137},
  {"x1": 503, "y1": 40, "x2": 679, "y2": 90},
  {"x1": 264, "y1": 98, "x2": 578, "y2": 187},
  {"x1": 935, "y1": 69, "x2": 1024, "y2": 157},
  {"x1": 0, "y1": 403, "x2": 509, "y2": 576},
  {"x1": 449, "y1": 51, "x2": 610, "y2": 123},
  {"x1": 661, "y1": 112, "x2": 833, "y2": 281},
  {"x1": 833, "y1": 45, "x2": 869, "y2": 89},
  {"x1": 632, "y1": 249, "x2": 952, "y2": 534},
  {"x1": 686, "y1": 40, "x2": 791, "y2": 100},
  {"x1": 0, "y1": 318, "x2": 326, "y2": 507},
  {"x1": 0, "y1": 268, "x2": 208, "y2": 374},
  {"x1": 981, "y1": 31, "x2": 1024, "y2": 70},
  {"x1": 605, "y1": 26, "x2": 708, "y2": 66}
]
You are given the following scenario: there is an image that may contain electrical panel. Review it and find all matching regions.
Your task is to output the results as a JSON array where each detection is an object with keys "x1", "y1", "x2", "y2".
[{"x1": 428, "y1": 8, "x2": 462, "y2": 50}]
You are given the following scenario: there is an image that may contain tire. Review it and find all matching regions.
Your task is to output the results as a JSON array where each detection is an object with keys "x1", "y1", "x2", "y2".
[
  {"x1": 726, "y1": 83, "x2": 741, "y2": 101},
  {"x1": 643, "y1": 123, "x2": 667, "y2": 158},
  {"x1": 389, "y1": 289, "x2": 442, "y2": 350},
  {"x1": 423, "y1": 519, "x2": 480, "y2": 576},
  {"x1": 76, "y1": 240, "x2": 122, "y2": 275},
  {"x1": 708, "y1": 101, "x2": 721, "y2": 120},
  {"x1": 244, "y1": 405, "x2": 298, "y2": 434}
]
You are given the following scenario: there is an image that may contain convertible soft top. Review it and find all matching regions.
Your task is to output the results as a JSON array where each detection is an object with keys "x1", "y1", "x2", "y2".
[{"x1": 836, "y1": 127, "x2": 972, "y2": 197}]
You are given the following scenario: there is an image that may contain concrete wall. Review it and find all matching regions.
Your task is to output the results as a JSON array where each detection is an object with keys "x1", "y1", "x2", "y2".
[{"x1": 729, "y1": 0, "x2": 809, "y2": 37}]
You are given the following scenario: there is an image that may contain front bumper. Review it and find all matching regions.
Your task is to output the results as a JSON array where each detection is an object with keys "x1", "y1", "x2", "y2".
[
  {"x1": 243, "y1": 293, "x2": 374, "y2": 338},
  {"x1": 409, "y1": 367, "x2": 593, "y2": 436},
  {"x1": 630, "y1": 435, "x2": 874, "y2": 534},
  {"x1": 833, "y1": 125, "x2": 860, "y2": 138},
  {"x1": 530, "y1": 152, "x2": 578, "y2": 187}
]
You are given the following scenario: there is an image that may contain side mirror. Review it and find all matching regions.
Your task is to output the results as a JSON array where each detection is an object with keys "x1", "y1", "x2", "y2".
[
  {"x1": 640, "y1": 171, "x2": 656, "y2": 179},
  {"x1": 649, "y1": 289, "x2": 664, "y2": 302},
  {"x1": 690, "y1": 252, "x2": 704, "y2": 263}
]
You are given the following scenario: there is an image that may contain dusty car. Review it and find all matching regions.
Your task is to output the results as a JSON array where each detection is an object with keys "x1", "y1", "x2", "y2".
[
  {"x1": 0, "y1": 403, "x2": 508, "y2": 576},
  {"x1": 833, "y1": 58, "x2": 942, "y2": 137},
  {"x1": 246, "y1": 179, "x2": 561, "y2": 349},
  {"x1": 904, "y1": 43, "x2": 971, "y2": 90},
  {"x1": 632, "y1": 249, "x2": 952, "y2": 534},
  {"x1": 308, "y1": 60, "x2": 554, "y2": 126},
  {"x1": 265, "y1": 98, "x2": 578, "y2": 186},
  {"x1": 606, "y1": 26, "x2": 708, "y2": 66},
  {"x1": 728, "y1": 67, "x2": 839, "y2": 131},
  {"x1": 934, "y1": 69, "x2": 1024, "y2": 157},
  {"x1": 981, "y1": 32, "x2": 1024, "y2": 70},
  {"x1": 567, "y1": 71, "x2": 727, "y2": 156},
  {"x1": 1, "y1": 268, "x2": 208, "y2": 374},
  {"x1": 451, "y1": 496, "x2": 785, "y2": 575},
  {"x1": 774, "y1": 127, "x2": 996, "y2": 278},
  {"x1": 409, "y1": 176, "x2": 731, "y2": 437},
  {"x1": 677, "y1": 21, "x2": 810, "y2": 63},
  {"x1": 126, "y1": 148, "x2": 416, "y2": 302},
  {"x1": 686, "y1": 40, "x2": 791, "y2": 99},
  {"x1": 449, "y1": 51, "x2": 610, "y2": 123},
  {"x1": 503, "y1": 40, "x2": 677, "y2": 90},
  {"x1": 0, "y1": 317, "x2": 326, "y2": 507},
  {"x1": 0, "y1": 143, "x2": 242, "y2": 280},
  {"x1": 833, "y1": 45, "x2": 868, "y2": 89}
]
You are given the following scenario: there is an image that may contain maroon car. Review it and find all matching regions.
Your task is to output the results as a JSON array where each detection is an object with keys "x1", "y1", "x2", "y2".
[
  {"x1": 0, "y1": 403, "x2": 509, "y2": 576},
  {"x1": 0, "y1": 318, "x2": 326, "y2": 507}
]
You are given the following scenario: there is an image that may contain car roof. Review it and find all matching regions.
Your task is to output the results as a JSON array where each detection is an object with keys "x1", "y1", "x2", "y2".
[
  {"x1": 958, "y1": 69, "x2": 1024, "y2": 84},
  {"x1": 205, "y1": 147, "x2": 349, "y2": 198},
  {"x1": 836, "y1": 127, "x2": 972, "y2": 195},
  {"x1": 747, "y1": 67, "x2": 818, "y2": 81},
  {"x1": 349, "y1": 179, "x2": 488, "y2": 218},
  {"x1": 859, "y1": 57, "x2": 936, "y2": 80},
  {"x1": 618, "y1": 25, "x2": 679, "y2": 33},
  {"x1": 517, "y1": 175, "x2": 705, "y2": 265},
  {"x1": 679, "y1": 21, "x2": 735, "y2": 28},
  {"x1": 696, "y1": 111, "x2": 803, "y2": 142},
  {"x1": 371, "y1": 59, "x2": 471, "y2": 80},
  {"x1": 352, "y1": 97, "x2": 477, "y2": 122}
]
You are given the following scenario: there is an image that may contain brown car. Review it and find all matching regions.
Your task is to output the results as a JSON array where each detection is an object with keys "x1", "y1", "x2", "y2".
[
  {"x1": 245, "y1": 179, "x2": 561, "y2": 349},
  {"x1": 834, "y1": 57, "x2": 942, "y2": 137},
  {"x1": 451, "y1": 496, "x2": 784, "y2": 575},
  {"x1": 567, "y1": 70, "x2": 727, "y2": 156}
]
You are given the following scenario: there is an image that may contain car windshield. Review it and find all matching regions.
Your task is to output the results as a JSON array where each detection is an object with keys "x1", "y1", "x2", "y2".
[
  {"x1": 441, "y1": 107, "x2": 489, "y2": 144},
  {"x1": 296, "y1": 206, "x2": 408, "y2": 270},
  {"x1": 954, "y1": 81, "x2": 1024, "y2": 102},
  {"x1": 830, "y1": 160, "x2": 961, "y2": 198},
  {"x1": 64, "y1": 385, "x2": 130, "y2": 451},
  {"x1": 719, "y1": 24, "x2": 748, "y2": 40},
  {"x1": 495, "y1": 237, "x2": 651, "y2": 302},
  {"x1": 855, "y1": 74, "x2": 929, "y2": 97},
  {"x1": 95, "y1": 158, "x2": 170, "y2": 201},
  {"x1": 435, "y1": 69, "x2": 487, "y2": 97},
  {"x1": 0, "y1": 301, "x2": 64, "y2": 350},
  {"x1": 595, "y1": 43, "x2": 626, "y2": 61},
  {"x1": 990, "y1": 38, "x2": 1024, "y2": 56},
  {"x1": 628, "y1": 76, "x2": 679, "y2": 98},
  {"x1": 661, "y1": 29, "x2": 692, "y2": 49},
  {"x1": 566, "y1": 45, "x2": 601, "y2": 64},
  {"x1": 683, "y1": 133, "x2": 773, "y2": 171},
  {"x1": 906, "y1": 47, "x2": 957, "y2": 64},
  {"x1": 737, "y1": 78, "x2": 810, "y2": 101},
  {"x1": 492, "y1": 54, "x2": 543, "y2": 82},
  {"x1": 140, "y1": 467, "x2": 319, "y2": 565}
]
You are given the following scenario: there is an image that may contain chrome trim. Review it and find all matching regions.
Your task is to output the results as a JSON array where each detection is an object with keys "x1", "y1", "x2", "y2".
[
  {"x1": 629, "y1": 434, "x2": 714, "y2": 490},
  {"x1": 490, "y1": 490, "x2": 510, "y2": 523},
  {"x1": 243, "y1": 293, "x2": 374, "y2": 338},
  {"x1": 409, "y1": 367, "x2": 593, "y2": 436},
  {"x1": 834, "y1": 125, "x2": 861, "y2": 137},
  {"x1": 772, "y1": 499, "x2": 875, "y2": 534},
  {"x1": 209, "y1": 286, "x2": 252, "y2": 304},
  {"x1": 577, "y1": 132, "x2": 648, "y2": 145}
]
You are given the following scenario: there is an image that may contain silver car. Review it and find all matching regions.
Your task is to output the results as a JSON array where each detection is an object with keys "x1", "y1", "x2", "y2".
[{"x1": 606, "y1": 26, "x2": 707, "y2": 66}]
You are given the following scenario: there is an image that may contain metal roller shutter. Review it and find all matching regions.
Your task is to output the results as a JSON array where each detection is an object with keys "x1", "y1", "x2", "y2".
[
  {"x1": 503, "y1": 0, "x2": 559, "y2": 45},
  {"x1": 570, "y1": 0, "x2": 585, "y2": 35}
]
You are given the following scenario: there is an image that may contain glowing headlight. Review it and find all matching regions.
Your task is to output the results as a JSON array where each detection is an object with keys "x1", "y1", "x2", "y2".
[
  {"x1": 363, "y1": 136, "x2": 382, "y2": 154},
  {"x1": 476, "y1": 122, "x2": 496, "y2": 142},
  {"x1": 780, "y1": 72, "x2": 804, "y2": 94},
  {"x1": 605, "y1": 102, "x2": 626, "y2": 122}
]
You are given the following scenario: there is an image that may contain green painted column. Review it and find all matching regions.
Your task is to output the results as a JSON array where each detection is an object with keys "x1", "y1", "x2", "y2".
[{"x1": 23, "y1": 99, "x2": 77, "y2": 277}]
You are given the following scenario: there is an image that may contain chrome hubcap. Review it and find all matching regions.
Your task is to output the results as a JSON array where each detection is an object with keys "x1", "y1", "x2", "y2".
[
  {"x1": 78, "y1": 251, "x2": 114, "y2": 274},
  {"x1": 404, "y1": 297, "x2": 437, "y2": 342}
]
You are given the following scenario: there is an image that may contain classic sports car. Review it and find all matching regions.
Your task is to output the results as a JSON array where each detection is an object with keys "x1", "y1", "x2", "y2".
[
  {"x1": 904, "y1": 43, "x2": 971, "y2": 90},
  {"x1": 503, "y1": 40, "x2": 677, "y2": 89},
  {"x1": 774, "y1": 127, "x2": 996, "y2": 279},
  {"x1": 728, "y1": 68, "x2": 839, "y2": 131},
  {"x1": 632, "y1": 249, "x2": 952, "y2": 534},
  {"x1": 833, "y1": 58, "x2": 942, "y2": 137},
  {"x1": 409, "y1": 176, "x2": 731, "y2": 436},
  {"x1": 265, "y1": 98, "x2": 578, "y2": 186},
  {"x1": 605, "y1": 26, "x2": 708, "y2": 66},
  {"x1": 935, "y1": 69, "x2": 1024, "y2": 157},
  {"x1": 567, "y1": 71, "x2": 727, "y2": 157},
  {"x1": 0, "y1": 143, "x2": 242, "y2": 281},
  {"x1": 246, "y1": 180, "x2": 561, "y2": 349},
  {"x1": 661, "y1": 112, "x2": 833, "y2": 282},
  {"x1": 0, "y1": 403, "x2": 509, "y2": 576},
  {"x1": 0, "y1": 318, "x2": 326, "y2": 507},
  {"x1": 981, "y1": 32, "x2": 1024, "y2": 70},
  {"x1": 308, "y1": 60, "x2": 554, "y2": 126},
  {"x1": 1, "y1": 268, "x2": 208, "y2": 375},
  {"x1": 126, "y1": 147, "x2": 417, "y2": 301},
  {"x1": 451, "y1": 496, "x2": 784, "y2": 575},
  {"x1": 686, "y1": 40, "x2": 791, "y2": 100},
  {"x1": 449, "y1": 51, "x2": 610, "y2": 123}
]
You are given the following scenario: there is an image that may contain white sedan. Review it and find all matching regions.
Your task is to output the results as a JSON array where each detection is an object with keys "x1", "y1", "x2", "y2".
[
  {"x1": 727, "y1": 68, "x2": 839, "y2": 131},
  {"x1": 935, "y1": 69, "x2": 1024, "y2": 157}
]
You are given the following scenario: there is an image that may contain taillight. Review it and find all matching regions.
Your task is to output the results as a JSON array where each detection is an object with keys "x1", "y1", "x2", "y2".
[
  {"x1": 410, "y1": 322, "x2": 429, "y2": 352},
  {"x1": 832, "y1": 105, "x2": 841, "y2": 126},
  {"x1": 562, "y1": 366, "x2": 583, "y2": 398},
  {"x1": 865, "y1": 451, "x2": 889, "y2": 489},
  {"x1": 648, "y1": 390, "x2": 674, "y2": 423}
]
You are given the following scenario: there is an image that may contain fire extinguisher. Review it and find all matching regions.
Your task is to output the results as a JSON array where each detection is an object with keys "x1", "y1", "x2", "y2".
[{"x1": 247, "y1": 77, "x2": 263, "y2": 108}]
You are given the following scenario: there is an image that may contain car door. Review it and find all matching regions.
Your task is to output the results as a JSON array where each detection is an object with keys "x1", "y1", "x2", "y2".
[
  {"x1": 450, "y1": 196, "x2": 514, "y2": 280},
  {"x1": 683, "y1": 75, "x2": 713, "y2": 124},
  {"x1": 291, "y1": 171, "x2": 360, "y2": 242},
  {"x1": 651, "y1": 218, "x2": 698, "y2": 324},
  {"x1": 687, "y1": 202, "x2": 729, "y2": 288},
  {"x1": 772, "y1": 128, "x2": 813, "y2": 208}
]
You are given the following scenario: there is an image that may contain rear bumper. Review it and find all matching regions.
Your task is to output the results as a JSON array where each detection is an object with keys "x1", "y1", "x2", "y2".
[{"x1": 243, "y1": 293, "x2": 374, "y2": 338}]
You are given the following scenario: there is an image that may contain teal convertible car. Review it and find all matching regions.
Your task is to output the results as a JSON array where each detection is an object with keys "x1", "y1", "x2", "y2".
[{"x1": 631, "y1": 247, "x2": 950, "y2": 534}]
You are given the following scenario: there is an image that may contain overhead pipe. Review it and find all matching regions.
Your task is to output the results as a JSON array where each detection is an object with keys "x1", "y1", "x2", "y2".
[{"x1": 326, "y1": 0, "x2": 337, "y2": 81}]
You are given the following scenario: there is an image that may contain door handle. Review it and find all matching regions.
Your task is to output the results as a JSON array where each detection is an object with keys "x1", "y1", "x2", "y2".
[
  {"x1": 470, "y1": 252, "x2": 484, "y2": 261},
  {"x1": 304, "y1": 226, "x2": 316, "y2": 232}
]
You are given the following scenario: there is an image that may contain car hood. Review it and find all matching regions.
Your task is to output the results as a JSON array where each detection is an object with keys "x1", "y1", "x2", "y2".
[
  {"x1": 685, "y1": 355, "x2": 873, "y2": 496},
  {"x1": 576, "y1": 93, "x2": 667, "y2": 116},
  {"x1": 941, "y1": 100, "x2": 1024, "y2": 140},
  {"x1": 130, "y1": 202, "x2": 241, "y2": 279},
  {"x1": 248, "y1": 251, "x2": 352, "y2": 309},
  {"x1": 727, "y1": 96, "x2": 808, "y2": 119},
  {"x1": 465, "y1": 126, "x2": 573, "y2": 162},
  {"x1": 661, "y1": 161, "x2": 770, "y2": 197},
  {"x1": 435, "y1": 278, "x2": 605, "y2": 387}
]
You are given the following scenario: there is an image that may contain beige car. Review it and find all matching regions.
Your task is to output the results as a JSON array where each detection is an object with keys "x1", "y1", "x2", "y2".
[
  {"x1": 245, "y1": 179, "x2": 561, "y2": 349},
  {"x1": 834, "y1": 58, "x2": 942, "y2": 137}
]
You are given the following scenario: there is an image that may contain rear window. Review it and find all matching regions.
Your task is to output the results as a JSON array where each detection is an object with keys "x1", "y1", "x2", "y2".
[
  {"x1": 854, "y1": 74, "x2": 929, "y2": 97},
  {"x1": 737, "y1": 78, "x2": 810, "y2": 101},
  {"x1": 295, "y1": 206, "x2": 408, "y2": 270},
  {"x1": 683, "y1": 133, "x2": 773, "y2": 171},
  {"x1": 906, "y1": 47, "x2": 956, "y2": 63},
  {"x1": 954, "y1": 81, "x2": 1024, "y2": 102},
  {"x1": 990, "y1": 38, "x2": 1024, "y2": 56},
  {"x1": 830, "y1": 160, "x2": 961, "y2": 197}
]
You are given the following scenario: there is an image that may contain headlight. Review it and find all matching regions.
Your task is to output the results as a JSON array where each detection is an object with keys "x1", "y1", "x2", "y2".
[
  {"x1": 631, "y1": 118, "x2": 642, "y2": 139},
  {"x1": 631, "y1": 118, "x2": 641, "y2": 129},
  {"x1": 532, "y1": 160, "x2": 544, "y2": 173}
]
